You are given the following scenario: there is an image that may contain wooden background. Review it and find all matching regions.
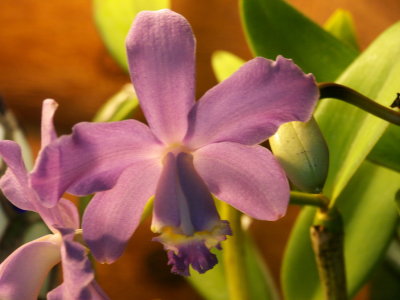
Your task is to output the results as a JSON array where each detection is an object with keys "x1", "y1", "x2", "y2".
[{"x1": 0, "y1": 0, "x2": 399, "y2": 299}]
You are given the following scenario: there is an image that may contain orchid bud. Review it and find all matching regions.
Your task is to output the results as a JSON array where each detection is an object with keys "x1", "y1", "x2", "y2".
[{"x1": 270, "y1": 117, "x2": 329, "y2": 193}]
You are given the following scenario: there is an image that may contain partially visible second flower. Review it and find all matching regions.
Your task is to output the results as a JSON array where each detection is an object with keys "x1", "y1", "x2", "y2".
[
  {"x1": 0, "y1": 100, "x2": 108, "y2": 300},
  {"x1": 32, "y1": 10, "x2": 319, "y2": 276}
]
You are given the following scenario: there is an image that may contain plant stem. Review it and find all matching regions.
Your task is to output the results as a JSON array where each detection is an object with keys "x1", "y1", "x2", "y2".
[
  {"x1": 221, "y1": 203, "x2": 251, "y2": 300},
  {"x1": 319, "y1": 82, "x2": 400, "y2": 125},
  {"x1": 311, "y1": 208, "x2": 348, "y2": 300},
  {"x1": 290, "y1": 191, "x2": 329, "y2": 209}
]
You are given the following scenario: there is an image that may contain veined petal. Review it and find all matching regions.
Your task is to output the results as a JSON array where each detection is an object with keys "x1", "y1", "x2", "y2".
[
  {"x1": 0, "y1": 140, "x2": 34, "y2": 210},
  {"x1": 31, "y1": 120, "x2": 162, "y2": 207},
  {"x1": 47, "y1": 227, "x2": 109, "y2": 300},
  {"x1": 82, "y1": 159, "x2": 161, "y2": 263},
  {"x1": 56, "y1": 199, "x2": 80, "y2": 230},
  {"x1": 185, "y1": 56, "x2": 319, "y2": 148},
  {"x1": 126, "y1": 9, "x2": 196, "y2": 143},
  {"x1": 40, "y1": 99, "x2": 58, "y2": 148},
  {"x1": 193, "y1": 142, "x2": 290, "y2": 220},
  {"x1": 0, "y1": 235, "x2": 61, "y2": 300},
  {"x1": 38, "y1": 199, "x2": 80, "y2": 232}
]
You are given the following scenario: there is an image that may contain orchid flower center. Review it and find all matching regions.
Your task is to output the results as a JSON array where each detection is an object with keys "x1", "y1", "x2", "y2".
[{"x1": 161, "y1": 142, "x2": 192, "y2": 158}]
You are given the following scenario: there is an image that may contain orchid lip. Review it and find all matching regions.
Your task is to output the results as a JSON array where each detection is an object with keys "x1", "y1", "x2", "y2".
[
  {"x1": 151, "y1": 149, "x2": 233, "y2": 275},
  {"x1": 153, "y1": 220, "x2": 232, "y2": 276}
]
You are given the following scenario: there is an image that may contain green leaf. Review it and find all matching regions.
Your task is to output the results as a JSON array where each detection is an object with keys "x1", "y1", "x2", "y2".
[
  {"x1": 315, "y1": 22, "x2": 400, "y2": 201},
  {"x1": 211, "y1": 51, "x2": 245, "y2": 82},
  {"x1": 187, "y1": 233, "x2": 278, "y2": 300},
  {"x1": 282, "y1": 161, "x2": 400, "y2": 300},
  {"x1": 93, "y1": 84, "x2": 139, "y2": 122},
  {"x1": 93, "y1": 0, "x2": 170, "y2": 71},
  {"x1": 368, "y1": 124, "x2": 400, "y2": 173},
  {"x1": 243, "y1": 235, "x2": 280, "y2": 300},
  {"x1": 323, "y1": 9, "x2": 359, "y2": 51},
  {"x1": 240, "y1": 0, "x2": 358, "y2": 82}
]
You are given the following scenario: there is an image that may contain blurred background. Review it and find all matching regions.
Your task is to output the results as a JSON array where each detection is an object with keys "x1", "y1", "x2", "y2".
[{"x1": 0, "y1": 0, "x2": 399, "y2": 299}]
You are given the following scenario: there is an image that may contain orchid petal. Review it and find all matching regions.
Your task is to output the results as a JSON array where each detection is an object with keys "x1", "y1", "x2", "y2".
[
  {"x1": 60, "y1": 228, "x2": 93, "y2": 295},
  {"x1": 0, "y1": 140, "x2": 34, "y2": 210},
  {"x1": 56, "y1": 199, "x2": 80, "y2": 229},
  {"x1": 193, "y1": 142, "x2": 290, "y2": 220},
  {"x1": 31, "y1": 120, "x2": 162, "y2": 206},
  {"x1": 47, "y1": 227, "x2": 109, "y2": 300},
  {"x1": 83, "y1": 159, "x2": 161, "y2": 263},
  {"x1": 126, "y1": 9, "x2": 196, "y2": 143},
  {"x1": 185, "y1": 56, "x2": 319, "y2": 148},
  {"x1": 41, "y1": 99, "x2": 58, "y2": 148},
  {"x1": 38, "y1": 199, "x2": 80, "y2": 232},
  {"x1": 48, "y1": 280, "x2": 109, "y2": 300},
  {"x1": 0, "y1": 235, "x2": 61, "y2": 300},
  {"x1": 47, "y1": 227, "x2": 110, "y2": 300}
]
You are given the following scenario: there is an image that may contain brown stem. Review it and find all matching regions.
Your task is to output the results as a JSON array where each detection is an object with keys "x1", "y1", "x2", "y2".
[
  {"x1": 310, "y1": 208, "x2": 348, "y2": 300},
  {"x1": 319, "y1": 82, "x2": 400, "y2": 126}
]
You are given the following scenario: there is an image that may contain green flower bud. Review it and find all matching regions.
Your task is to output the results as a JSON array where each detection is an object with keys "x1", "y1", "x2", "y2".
[{"x1": 270, "y1": 118, "x2": 329, "y2": 193}]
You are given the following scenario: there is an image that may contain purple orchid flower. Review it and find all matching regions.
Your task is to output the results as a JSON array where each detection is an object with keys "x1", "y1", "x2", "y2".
[
  {"x1": 31, "y1": 10, "x2": 319, "y2": 276},
  {"x1": 0, "y1": 100, "x2": 109, "y2": 300}
]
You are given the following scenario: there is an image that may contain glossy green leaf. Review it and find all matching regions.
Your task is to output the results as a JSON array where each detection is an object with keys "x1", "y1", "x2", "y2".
[
  {"x1": 93, "y1": 0, "x2": 170, "y2": 71},
  {"x1": 240, "y1": 0, "x2": 358, "y2": 82},
  {"x1": 187, "y1": 234, "x2": 278, "y2": 300},
  {"x1": 368, "y1": 124, "x2": 400, "y2": 173},
  {"x1": 323, "y1": 9, "x2": 359, "y2": 51},
  {"x1": 211, "y1": 51, "x2": 245, "y2": 82},
  {"x1": 315, "y1": 22, "x2": 400, "y2": 201},
  {"x1": 282, "y1": 161, "x2": 400, "y2": 300}
]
